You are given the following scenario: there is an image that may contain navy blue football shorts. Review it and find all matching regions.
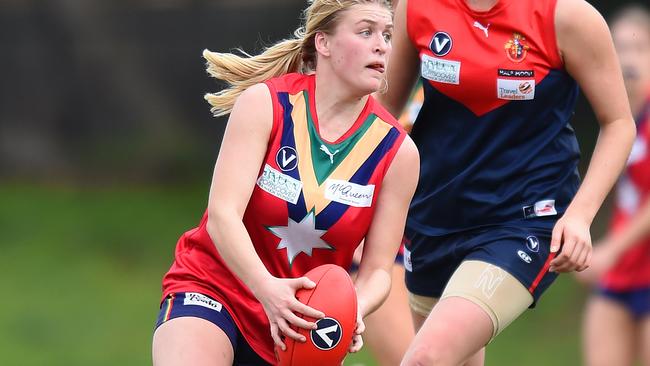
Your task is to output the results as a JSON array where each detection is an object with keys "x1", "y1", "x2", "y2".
[
  {"x1": 597, "y1": 286, "x2": 650, "y2": 319},
  {"x1": 404, "y1": 219, "x2": 559, "y2": 306},
  {"x1": 155, "y1": 292, "x2": 270, "y2": 365}
]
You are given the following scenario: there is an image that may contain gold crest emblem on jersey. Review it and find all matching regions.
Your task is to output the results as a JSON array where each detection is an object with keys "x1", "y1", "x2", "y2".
[{"x1": 504, "y1": 33, "x2": 530, "y2": 63}]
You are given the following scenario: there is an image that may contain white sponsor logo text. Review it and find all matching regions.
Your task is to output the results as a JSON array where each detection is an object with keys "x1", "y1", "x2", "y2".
[
  {"x1": 257, "y1": 164, "x2": 302, "y2": 204},
  {"x1": 497, "y1": 78, "x2": 535, "y2": 100},
  {"x1": 421, "y1": 54, "x2": 461, "y2": 85},
  {"x1": 324, "y1": 179, "x2": 374, "y2": 207},
  {"x1": 183, "y1": 293, "x2": 223, "y2": 311}
]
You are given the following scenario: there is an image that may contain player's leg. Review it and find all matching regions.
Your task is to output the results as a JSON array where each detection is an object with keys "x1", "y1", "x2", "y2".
[
  {"x1": 407, "y1": 292, "x2": 435, "y2": 331},
  {"x1": 404, "y1": 296, "x2": 491, "y2": 366},
  {"x1": 362, "y1": 263, "x2": 414, "y2": 366},
  {"x1": 153, "y1": 317, "x2": 234, "y2": 366},
  {"x1": 407, "y1": 292, "x2": 484, "y2": 366},
  {"x1": 402, "y1": 260, "x2": 532, "y2": 366},
  {"x1": 152, "y1": 293, "x2": 238, "y2": 366},
  {"x1": 640, "y1": 313, "x2": 650, "y2": 366},
  {"x1": 582, "y1": 293, "x2": 636, "y2": 366},
  {"x1": 632, "y1": 287, "x2": 650, "y2": 366},
  {"x1": 403, "y1": 228, "x2": 492, "y2": 366}
]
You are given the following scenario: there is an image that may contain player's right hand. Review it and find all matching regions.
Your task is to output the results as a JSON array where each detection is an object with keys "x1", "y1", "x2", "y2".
[
  {"x1": 549, "y1": 213, "x2": 593, "y2": 273},
  {"x1": 253, "y1": 276, "x2": 326, "y2": 351}
]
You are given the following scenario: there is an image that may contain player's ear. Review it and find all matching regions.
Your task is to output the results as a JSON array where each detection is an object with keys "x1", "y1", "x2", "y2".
[{"x1": 315, "y1": 31, "x2": 332, "y2": 57}]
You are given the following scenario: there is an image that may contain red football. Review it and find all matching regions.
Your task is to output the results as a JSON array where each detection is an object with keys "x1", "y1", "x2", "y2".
[{"x1": 276, "y1": 264, "x2": 358, "y2": 366}]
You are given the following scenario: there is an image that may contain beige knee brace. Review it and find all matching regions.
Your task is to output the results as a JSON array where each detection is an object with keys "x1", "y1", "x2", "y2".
[
  {"x1": 408, "y1": 260, "x2": 533, "y2": 339},
  {"x1": 441, "y1": 260, "x2": 533, "y2": 338}
]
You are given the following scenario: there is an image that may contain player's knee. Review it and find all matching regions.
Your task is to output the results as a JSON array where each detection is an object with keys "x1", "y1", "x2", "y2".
[{"x1": 401, "y1": 344, "x2": 454, "y2": 366}]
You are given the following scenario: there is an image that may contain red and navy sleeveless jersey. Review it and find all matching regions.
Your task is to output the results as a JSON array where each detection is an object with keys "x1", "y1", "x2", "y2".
[
  {"x1": 602, "y1": 96, "x2": 650, "y2": 291},
  {"x1": 161, "y1": 73, "x2": 406, "y2": 363},
  {"x1": 406, "y1": 0, "x2": 581, "y2": 235}
]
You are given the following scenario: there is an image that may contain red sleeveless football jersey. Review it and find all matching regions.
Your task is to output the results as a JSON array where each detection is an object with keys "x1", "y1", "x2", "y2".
[
  {"x1": 407, "y1": 0, "x2": 562, "y2": 116},
  {"x1": 404, "y1": 0, "x2": 581, "y2": 235},
  {"x1": 161, "y1": 73, "x2": 407, "y2": 363}
]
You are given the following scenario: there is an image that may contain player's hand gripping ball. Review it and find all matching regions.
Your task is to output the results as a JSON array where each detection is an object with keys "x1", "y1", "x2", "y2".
[{"x1": 276, "y1": 264, "x2": 358, "y2": 366}]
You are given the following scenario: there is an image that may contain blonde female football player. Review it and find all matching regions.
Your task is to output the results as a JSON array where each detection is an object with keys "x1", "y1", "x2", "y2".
[{"x1": 152, "y1": 1, "x2": 419, "y2": 365}]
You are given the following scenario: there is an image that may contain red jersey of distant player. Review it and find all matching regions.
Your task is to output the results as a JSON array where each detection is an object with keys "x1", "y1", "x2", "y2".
[
  {"x1": 161, "y1": 73, "x2": 407, "y2": 364},
  {"x1": 601, "y1": 97, "x2": 650, "y2": 290}
]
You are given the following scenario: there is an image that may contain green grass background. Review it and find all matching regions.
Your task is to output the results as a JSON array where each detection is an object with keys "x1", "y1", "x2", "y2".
[{"x1": 1, "y1": 184, "x2": 590, "y2": 365}]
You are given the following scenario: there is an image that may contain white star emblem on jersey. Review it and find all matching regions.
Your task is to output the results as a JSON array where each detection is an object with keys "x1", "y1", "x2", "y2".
[{"x1": 268, "y1": 212, "x2": 333, "y2": 265}]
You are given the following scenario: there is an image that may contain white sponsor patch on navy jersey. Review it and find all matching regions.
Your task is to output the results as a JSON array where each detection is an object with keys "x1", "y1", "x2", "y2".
[{"x1": 523, "y1": 199, "x2": 557, "y2": 218}]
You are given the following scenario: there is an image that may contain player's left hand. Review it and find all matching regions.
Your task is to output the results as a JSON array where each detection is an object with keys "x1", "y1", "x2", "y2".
[
  {"x1": 348, "y1": 306, "x2": 365, "y2": 353},
  {"x1": 549, "y1": 214, "x2": 593, "y2": 273}
]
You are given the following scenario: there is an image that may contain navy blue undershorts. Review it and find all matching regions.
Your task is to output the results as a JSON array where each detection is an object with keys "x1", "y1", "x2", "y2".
[{"x1": 155, "y1": 292, "x2": 270, "y2": 365}]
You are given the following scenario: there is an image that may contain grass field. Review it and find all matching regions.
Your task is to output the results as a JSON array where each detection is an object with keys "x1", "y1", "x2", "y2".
[{"x1": 0, "y1": 184, "x2": 589, "y2": 365}]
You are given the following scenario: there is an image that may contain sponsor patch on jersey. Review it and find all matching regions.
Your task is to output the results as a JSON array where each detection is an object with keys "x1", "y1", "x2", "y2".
[
  {"x1": 183, "y1": 292, "x2": 223, "y2": 311},
  {"x1": 257, "y1": 164, "x2": 303, "y2": 204},
  {"x1": 498, "y1": 69, "x2": 534, "y2": 78},
  {"x1": 523, "y1": 199, "x2": 557, "y2": 218},
  {"x1": 429, "y1": 31, "x2": 453, "y2": 56},
  {"x1": 421, "y1": 54, "x2": 460, "y2": 85},
  {"x1": 403, "y1": 247, "x2": 413, "y2": 272},
  {"x1": 497, "y1": 78, "x2": 535, "y2": 100},
  {"x1": 324, "y1": 179, "x2": 374, "y2": 207},
  {"x1": 504, "y1": 33, "x2": 530, "y2": 63},
  {"x1": 276, "y1": 146, "x2": 298, "y2": 172}
]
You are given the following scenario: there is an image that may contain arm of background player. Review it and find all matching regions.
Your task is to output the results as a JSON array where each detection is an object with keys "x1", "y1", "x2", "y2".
[
  {"x1": 549, "y1": 0, "x2": 637, "y2": 273},
  {"x1": 205, "y1": 83, "x2": 324, "y2": 349},
  {"x1": 578, "y1": 198, "x2": 650, "y2": 284},
  {"x1": 376, "y1": 0, "x2": 420, "y2": 118}
]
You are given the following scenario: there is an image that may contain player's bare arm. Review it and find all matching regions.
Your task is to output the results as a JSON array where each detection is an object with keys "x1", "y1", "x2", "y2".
[
  {"x1": 205, "y1": 83, "x2": 324, "y2": 349},
  {"x1": 352, "y1": 135, "x2": 419, "y2": 352},
  {"x1": 550, "y1": 0, "x2": 636, "y2": 273}
]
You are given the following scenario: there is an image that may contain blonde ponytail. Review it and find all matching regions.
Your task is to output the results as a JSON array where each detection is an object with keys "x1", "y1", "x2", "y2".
[{"x1": 204, "y1": 30, "x2": 306, "y2": 117}]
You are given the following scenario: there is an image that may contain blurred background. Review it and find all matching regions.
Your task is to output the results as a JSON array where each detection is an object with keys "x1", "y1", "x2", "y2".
[{"x1": 0, "y1": 0, "x2": 641, "y2": 365}]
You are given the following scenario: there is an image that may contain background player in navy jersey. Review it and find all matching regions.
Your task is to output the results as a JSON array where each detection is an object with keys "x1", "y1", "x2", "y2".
[
  {"x1": 151, "y1": 0, "x2": 420, "y2": 365},
  {"x1": 379, "y1": 0, "x2": 636, "y2": 365},
  {"x1": 577, "y1": 5, "x2": 650, "y2": 366}
]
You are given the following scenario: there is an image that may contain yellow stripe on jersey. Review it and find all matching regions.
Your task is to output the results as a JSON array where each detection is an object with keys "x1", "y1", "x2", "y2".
[{"x1": 289, "y1": 91, "x2": 394, "y2": 214}]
